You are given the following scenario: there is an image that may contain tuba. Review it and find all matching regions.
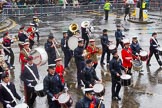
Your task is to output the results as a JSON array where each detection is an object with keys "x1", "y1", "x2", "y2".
[
  {"x1": 69, "y1": 23, "x2": 79, "y2": 35},
  {"x1": 81, "y1": 21, "x2": 90, "y2": 28}
]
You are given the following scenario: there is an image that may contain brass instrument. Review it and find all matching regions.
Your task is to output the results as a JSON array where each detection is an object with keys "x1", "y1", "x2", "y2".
[
  {"x1": 69, "y1": 23, "x2": 79, "y2": 35},
  {"x1": 52, "y1": 38, "x2": 60, "y2": 57},
  {"x1": 0, "y1": 55, "x2": 8, "y2": 71},
  {"x1": 96, "y1": 47, "x2": 102, "y2": 56}
]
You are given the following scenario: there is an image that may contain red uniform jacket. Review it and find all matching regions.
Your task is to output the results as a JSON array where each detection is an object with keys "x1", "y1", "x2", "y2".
[
  {"x1": 26, "y1": 26, "x2": 35, "y2": 40},
  {"x1": 86, "y1": 45, "x2": 98, "y2": 64},
  {"x1": 55, "y1": 65, "x2": 65, "y2": 83},
  {"x1": 121, "y1": 47, "x2": 133, "y2": 68}
]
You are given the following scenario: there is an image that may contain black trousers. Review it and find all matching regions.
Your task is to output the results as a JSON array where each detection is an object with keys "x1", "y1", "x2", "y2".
[
  {"x1": 4, "y1": 48, "x2": 14, "y2": 66},
  {"x1": 147, "y1": 49, "x2": 162, "y2": 66},
  {"x1": 48, "y1": 97, "x2": 61, "y2": 108},
  {"x1": 63, "y1": 50, "x2": 73, "y2": 68},
  {"x1": 111, "y1": 80, "x2": 121, "y2": 98},
  {"x1": 116, "y1": 39, "x2": 124, "y2": 49},
  {"x1": 35, "y1": 32, "x2": 40, "y2": 43},
  {"x1": 25, "y1": 86, "x2": 37, "y2": 108},
  {"x1": 29, "y1": 39, "x2": 34, "y2": 49},
  {"x1": 104, "y1": 10, "x2": 109, "y2": 20},
  {"x1": 82, "y1": 36, "x2": 89, "y2": 49},
  {"x1": 3, "y1": 101, "x2": 16, "y2": 108},
  {"x1": 100, "y1": 48, "x2": 110, "y2": 64},
  {"x1": 75, "y1": 61, "x2": 85, "y2": 86}
]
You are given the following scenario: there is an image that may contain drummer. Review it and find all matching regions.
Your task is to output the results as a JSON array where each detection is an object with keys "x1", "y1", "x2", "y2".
[
  {"x1": 55, "y1": 58, "x2": 66, "y2": 85},
  {"x1": 82, "y1": 59, "x2": 102, "y2": 88},
  {"x1": 100, "y1": 29, "x2": 111, "y2": 65},
  {"x1": 61, "y1": 31, "x2": 73, "y2": 69},
  {"x1": 130, "y1": 36, "x2": 142, "y2": 56},
  {"x1": 0, "y1": 72, "x2": 22, "y2": 108},
  {"x1": 146, "y1": 32, "x2": 162, "y2": 67},
  {"x1": 109, "y1": 50, "x2": 127, "y2": 100},
  {"x1": 21, "y1": 56, "x2": 39, "y2": 108},
  {"x1": 43, "y1": 64, "x2": 66, "y2": 108},
  {"x1": 75, "y1": 88, "x2": 105, "y2": 108}
]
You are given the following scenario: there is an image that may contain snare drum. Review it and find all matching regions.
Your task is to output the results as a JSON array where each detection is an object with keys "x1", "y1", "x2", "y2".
[
  {"x1": 58, "y1": 93, "x2": 73, "y2": 107},
  {"x1": 108, "y1": 44, "x2": 116, "y2": 53},
  {"x1": 30, "y1": 47, "x2": 48, "y2": 66},
  {"x1": 120, "y1": 74, "x2": 131, "y2": 86},
  {"x1": 139, "y1": 50, "x2": 148, "y2": 61},
  {"x1": 132, "y1": 60, "x2": 143, "y2": 72},
  {"x1": 14, "y1": 103, "x2": 29, "y2": 108},
  {"x1": 157, "y1": 47, "x2": 162, "y2": 56},
  {"x1": 93, "y1": 83, "x2": 105, "y2": 97},
  {"x1": 34, "y1": 83, "x2": 46, "y2": 97}
]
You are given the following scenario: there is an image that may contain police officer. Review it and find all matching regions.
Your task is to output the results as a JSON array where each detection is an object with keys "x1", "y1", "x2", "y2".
[
  {"x1": 130, "y1": 36, "x2": 142, "y2": 56},
  {"x1": 75, "y1": 88, "x2": 105, "y2": 108},
  {"x1": 61, "y1": 31, "x2": 73, "y2": 69},
  {"x1": 0, "y1": 72, "x2": 22, "y2": 108},
  {"x1": 45, "y1": 34, "x2": 57, "y2": 65},
  {"x1": 100, "y1": 29, "x2": 111, "y2": 65},
  {"x1": 82, "y1": 59, "x2": 101, "y2": 88},
  {"x1": 109, "y1": 50, "x2": 126, "y2": 100},
  {"x1": 2, "y1": 32, "x2": 15, "y2": 69},
  {"x1": 146, "y1": 32, "x2": 162, "y2": 67},
  {"x1": 115, "y1": 24, "x2": 125, "y2": 49},
  {"x1": 74, "y1": 38, "x2": 85, "y2": 88},
  {"x1": 104, "y1": 0, "x2": 111, "y2": 20},
  {"x1": 43, "y1": 64, "x2": 65, "y2": 108},
  {"x1": 21, "y1": 56, "x2": 39, "y2": 108}
]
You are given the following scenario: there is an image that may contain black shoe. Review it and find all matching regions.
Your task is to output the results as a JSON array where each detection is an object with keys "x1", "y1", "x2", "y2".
[
  {"x1": 147, "y1": 64, "x2": 151, "y2": 66},
  {"x1": 116, "y1": 96, "x2": 121, "y2": 100},
  {"x1": 100, "y1": 62, "x2": 105, "y2": 65},
  {"x1": 104, "y1": 19, "x2": 107, "y2": 20}
]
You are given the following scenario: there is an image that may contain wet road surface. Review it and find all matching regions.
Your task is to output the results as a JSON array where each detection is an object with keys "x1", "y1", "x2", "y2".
[{"x1": 1, "y1": 11, "x2": 162, "y2": 108}]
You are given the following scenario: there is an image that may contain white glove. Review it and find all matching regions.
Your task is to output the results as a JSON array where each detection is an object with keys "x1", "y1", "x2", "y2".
[
  {"x1": 64, "y1": 86, "x2": 69, "y2": 92},
  {"x1": 28, "y1": 83, "x2": 33, "y2": 87},
  {"x1": 136, "y1": 53, "x2": 139, "y2": 55},
  {"x1": 51, "y1": 97, "x2": 56, "y2": 101},
  {"x1": 20, "y1": 96, "x2": 25, "y2": 103},
  {"x1": 6, "y1": 104, "x2": 12, "y2": 108}
]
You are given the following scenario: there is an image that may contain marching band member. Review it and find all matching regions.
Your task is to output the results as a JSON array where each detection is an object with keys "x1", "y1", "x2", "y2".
[
  {"x1": 81, "y1": 23, "x2": 90, "y2": 49},
  {"x1": 82, "y1": 59, "x2": 101, "y2": 88},
  {"x1": 121, "y1": 39, "x2": 137, "y2": 75},
  {"x1": 130, "y1": 36, "x2": 142, "y2": 56},
  {"x1": 2, "y1": 32, "x2": 15, "y2": 69},
  {"x1": 115, "y1": 24, "x2": 125, "y2": 49},
  {"x1": 86, "y1": 39, "x2": 99, "y2": 69},
  {"x1": 21, "y1": 56, "x2": 39, "y2": 108},
  {"x1": 109, "y1": 50, "x2": 126, "y2": 100},
  {"x1": 146, "y1": 32, "x2": 162, "y2": 67},
  {"x1": 31, "y1": 16, "x2": 40, "y2": 44},
  {"x1": 100, "y1": 29, "x2": 111, "y2": 65},
  {"x1": 43, "y1": 64, "x2": 65, "y2": 108},
  {"x1": 45, "y1": 34, "x2": 57, "y2": 65},
  {"x1": 0, "y1": 72, "x2": 21, "y2": 108},
  {"x1": 19, "y1": 40, "x2": 31, "y2": 73},
  {"x1": 26, "y1": 24, "x2": 35, "y2": 49},
  {"x1": 74, "y1": 38, "x2": 85, "y2": 88},
  {"x1": 61, "y1": 31, "x2": 73, "y2": 69},
  {"x1": 75, "y1": 88, "x2": 105, "y2": 108},
  {"x1": 55, "y1": 58, "x2": 66, "y2": 85},
  {"x1": 18, "y1": 26, "x2": 28, "y2": 51}
]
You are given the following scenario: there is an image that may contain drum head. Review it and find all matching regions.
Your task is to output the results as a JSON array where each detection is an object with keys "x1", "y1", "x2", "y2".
[
  {"x1": 30, "y1": 47, "x2": 48, "y2": 66},
  {"x1": 93, "y1": 84, "x2": 104, "y2": 93},
  {"x1": 139, "y1": 51, "x2": 148, "y2": 56},
  {"x1": 58, "y1": 93, "x2": 70, "y2": 104},
  {"x1": 109, "y1": 44, "x2": 116, "y2": 50},
  {"x1": 34, "y1": 83, "x2": 43, "y2": 91},
  {"x1": 68, "y1": 37, "x2": 78, "y2": 50},
  {"x1": 15, "y1": 103, "x2": 29, "y2": 108},
  {"x1": 120, "y1": 74, "x2": 131, "y2": 80},
  {"x1": 157, "y1": 47, "x2": 162, "y2": 51}
]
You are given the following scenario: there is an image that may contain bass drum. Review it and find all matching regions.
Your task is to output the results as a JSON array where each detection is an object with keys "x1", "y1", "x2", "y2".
[
  {"x1": 58, "y1": 93, "x2": 73, "y2": 107},
  {"x1": 14, "y1": 103, "x2": 29, "y2": 108},
  {"x1": 68, "y1": 36, "x2": 78, "y2": 50},
  {"x1": 30, "y1": 47, "x2": 48, "y2": 66}
]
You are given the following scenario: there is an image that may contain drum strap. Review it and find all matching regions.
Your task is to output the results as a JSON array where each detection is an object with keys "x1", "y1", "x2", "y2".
[
  {"x1": 151, "y1": 37, "x2": 159, "y2": 46},
  {"x1": 1, "y1": 83, "x2": 18, "y2": 104},
  {"x1": 25, "y1": 65, "x2": 38, "y2": 83}
]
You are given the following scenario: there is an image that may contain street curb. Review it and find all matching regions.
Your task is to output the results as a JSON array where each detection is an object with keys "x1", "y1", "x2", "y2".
[
  {"x1": 127, "y1": 19, "x2": 154, "y2": 24},
  {"x1": 0, "y1": 18, "x2": 17, "y2": 33}
]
